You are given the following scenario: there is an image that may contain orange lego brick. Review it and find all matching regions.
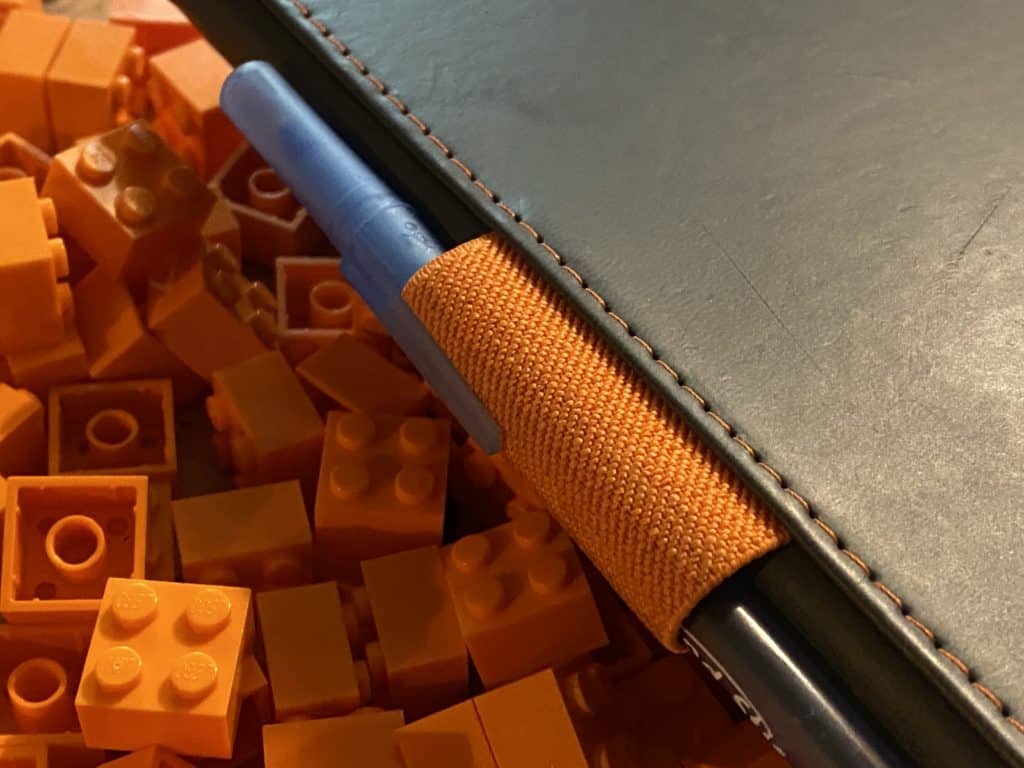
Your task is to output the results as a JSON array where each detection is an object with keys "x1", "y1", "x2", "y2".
[
  {"x1": 448, "y1": 438, "x2": 512, "y2": 537},
  {"x1": 0, "y1": 11, "x2": 71, "y2": 152},
  {"x1": 492, "y1": 452, "x2": 546, "y2": 510},
  {"x1": 275, "y1": 257, "x2": 352, "y2": 364},
  {"x1": 556, "y1": 663, "x2": 639, "y2": 768},
  {"x1": 172, "y1": 481, "x2": 312, "y2": 590},
  {"x1": 0, "y1": 177, "x2": 70, "y2": 355},
  {"x1": 75, "y1": 578, "x2": 253, "y2": 758},
  {"x1": 360, "y1": 546, "x2": 467, "y2": 718},
  {"x1": 314, "y1": 411, "x2": 449, "y2": 580},
  {"x1": 98, "y1": 746, "x2": 194, "y2": 768},
  {"x1": 48, "y1": 379, "x2": 176, "y2": 481},
  {"x1": 262, "y1": 710, "x2": 404, "y2": 768},
  {"x1": 147, "y1": 243, "x2": 276, "y2": 381},
  {"x1": 474, "y1": 669, "x2": 588, "y2": 768},
  {"x1": 206, "y1": 350, "x2": 323, "y2": 492},
  {"x1": 108, "y1": 0, "x2": 200, "y2": 56},
  {"x1": 0, "y1": 133, "x2": 50, "y2": 192},
  {"x1": 45, "y1": 20, "x2": 145, "y2": 151},
  {"x1": 442, "y1": 510, "x2": 608, "y2": 688},
  {"x1": 148, "y1": 39, "x2": 240, "y2": 180},
  {"x1": 0, "y1": 737, "x2": 46, "y2": 767},
  {"x1": 0, "y1": 734, "x2": 106, "y2": 768},
  {"x1": 5, "y1": 657, "x2": 78, "y2": 734},
  {"x1": 237, "y1": 654, "x2": 271, "y2": 725},
  {"x1": 211, "y1": 143, "x2": 328, "y2": 265},
  {"x1": 298, "y1": 334, "x2": 431, "y2": 417},
  {"x1": 0, "y1": 385, "x2": 44, "y2": 477},
  {"x1": 256, "y1": 582, "x2": 371, "y2": 721},
  {"x1": 41, "y1": 121, "x2": 215, "y2": 286},
  {"x1": 144, "y1": 478, "x2": 175, "y2": 581},
  {"x1": 3, "y1": 306, "x2": 87, "y2": 395},
  {"x1": 0, "y1": 0, "x2": 41, "y2": 25},
  {"x1": 396, "y1": 700, "x2": 497, "y2": 768},
  {"x1": 201, "y1": 192, "x2": 242, "y2": 255},
  {"x1": 0, "y1": 475, "x2": 147, "y2": 623}
]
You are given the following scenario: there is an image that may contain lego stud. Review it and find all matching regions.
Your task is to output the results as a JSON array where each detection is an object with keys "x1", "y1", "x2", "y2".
[
  {"x1": 247, "y1": 168, "x2": 299, "y2": 220},
  {"x1": 334, "y1": 412, "x2": 376, "y2": 450},
  {"x1": 112, "y1": 75, "x2": 133, "y2": 114},
  {"x1": 123, "y1": 121, "x2": 161, "y2": 157},
  {"x1": 115, "y1": 186, "x2": 158, "y2": 227},
  {"x1": 528, "y1": 554, "x2": 570, "y2": 596},
  {"x1": 185, "y1": 587, "x2": 233, "y2": 638},
  {"x1": 38, "y1": 197, "x2": 58, "y2": 236},
  {"x1": 44, "y1": 515, "x2": 108, "y2": 584},
  {"x1": 450, "y1": 534, "x2": 493, "y2": 573},
  {"x1": 398, "y1": 419, "x2": 437, "y2": 458},
  {"x1": 329, "y1": 459, "x2": 371, "y2": 500},
  {"x1": 111, "y1": 581, "x2": 160, "y2": 631},
  {"x1": 162, "y1": 164, "x2": 203, "y2": 200},
  {"x1": 512, "y1": 509, "x2": 554, "y2": 550},
  {"x1": 170, "y1": 652, "x2": 219, "y2": 702},
  {"x1": 126, "y1": 45, "x2": 147, "y2": 81},
  {"x1": 94, "y1": 645, "x2": 144, "y2": 695},
  {"x1": 50, "y1": 239, "x2": 69, "y2": 278},
  {"x1": 204, "y1": 242, "x2": 241, "y2": 274},
  {"x1": 85, "y1": 408, "x2": 141, "y2": 465},
  {"x1": 394, "y1": 466, "x2": 435, "y2": 505},
  {"x1": 308, "y1": 280, "x2": 354, "y2": 329},
  {"x1": 461, "y1": 576, "x2": 506, "y2": 619},
  {"x1": 76, "y1": 141, "x2": 118, "y2": 185},
  {"x1": 6, "y1": 658, "x2": 76, "y2": 734},
  {"x1": 247, "y1": 309, "x2": 279, "y2": 348}
]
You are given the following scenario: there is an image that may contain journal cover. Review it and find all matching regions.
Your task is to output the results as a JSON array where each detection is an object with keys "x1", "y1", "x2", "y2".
[{"x1": 175, "y1": 1, "x2": 1024, "y2": 763}]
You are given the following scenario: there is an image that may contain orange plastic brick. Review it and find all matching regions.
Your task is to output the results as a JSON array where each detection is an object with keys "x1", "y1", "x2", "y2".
[
  {"x1": 0, "y1": 734, "x2": 106, "y2": 768},
  {"x1": 41, "y1": 121, "x2": 215, "y2": 286},
  {"x1": 3, "y1": 305, "x2": 87, "y2": 395},
  {"x1": 211, "y1": 143, "x2": 328, "y2": 265},
  {"x1": 0, "y1": 384, "x2": 44, "y2": 477},
  {"x1": 0, "y1": 177, "x2": 70, "y2": 355},
  {"x1": 0, "y1": 0, "x2": 41, "y2": 25},
  {"x1": 45, "y1": 20, "x2": 145, "y2": 151},
  {"x1": 148, "y1": 243, "x2": 276, "y2": 381},
  {"x1": 172, "y1": 481, "x2": 312, "y2": 590},
  {"x1": 1, "y1": 475, "x2": 147, "y2": 623},
  {"x1": 442, "y1": 510, "x2": 608, "y2": 688},
  {"x1": 556, "y1": 663, "x2": 639, "y2": 768},
  {"x1": 275, "y1": 257, "x2": 352, "y2": 364},
  {"x1": 0, "y1": 737, "x2": 46, "y2": 767},
  {"x1": 5, "y1": 656, "x2": 78, "y2": 734},
  {"x1": 201, "y1": 192, "x2": 242, "y2": 255},
  {"x1": 237, "y1": 654, "x2": 271, "y2": 725},
  {"x1": 147, "y1": 39, "x2": 240, "y2": 180},
  {"x1": 108, "y1": 0, "x2": 200, "y2": 56},
  {"x1": 396, "y1": 699, "x2": 496, "y2": 768},
  {"x1": 360, "y1": 546, "x2": 467, "y2": 718},
  {"x1": 75, "y1": 578, "x2": 253, "y2": 758},
  {"x1": 684, "y1": 722, "x2": 790, "y2": 768},
  {"x1": 206, "y1": 350, "x2": 323, "y2": 492},
  {"x1": 256, "y1": 582, "x2": 370, "y2": 721},
  {"x1": 315, "y1": 411, "x2": 449, "y2": 580},
  {"x1": 144, "y1": 479, "x2": 175, "y2": 581},
  {"x1": 491, "y1": 452, "x2": 546, "y2": 510},
  {"x1": 48, "y1": 379, "x2": 176, "y2": 481},
  {"x1": 0, "y1": 133, "x2": 51, "y2": 191},
  {"x1": 448, "y1": 439, "x2": 512, "y2": 537},
  {"x1": 263, "y1": 710, "x2": 404, "y2": 768},
  {"x1": 98, "y1": 746, "x2": 194, "y2": 768},
  {"x1": 0, "y1": 11, "x2": 71, "y2": 151},
  {"x1": 474, "y1": 669, "x2": 588, "y2": 768}
]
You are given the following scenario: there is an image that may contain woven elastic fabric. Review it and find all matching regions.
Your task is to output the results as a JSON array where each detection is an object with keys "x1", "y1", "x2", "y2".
[{"x1": 403, "y1": 233, "x2": 791, "y2": 647}]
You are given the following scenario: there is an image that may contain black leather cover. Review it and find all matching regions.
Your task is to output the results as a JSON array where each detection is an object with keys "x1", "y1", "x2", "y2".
[{"x1": 175, "y1": 1, "x2": 1024, "y2": 762}]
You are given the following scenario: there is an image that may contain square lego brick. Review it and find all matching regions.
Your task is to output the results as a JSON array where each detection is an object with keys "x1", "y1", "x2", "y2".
[
  {"x1": 108, "y1": 0, "x2": 200, "y2": 56},
  {"x1": 274, "y1": 257, "x2": 351, "y2": 364},
  {"x1": 262, "y1": 710, "x2": 404, "y2": 768},
  {"x1": 0, "y1": 11, "x2": 71, "y2": 152},
  {"x1": 360, "y1": 546, "x2": 467, "y2": 719},
  {"x1": 0, "y1": 132, "x2": 52, "y2": 192},
  {"x1": 395, "y1": 699, "x2": 497, "y2": 768},
  {"x1": 256, "y1": 582, "x2": 370, "y2": 721},
  {"x1": 211, "y1": 143, "x2": 328, "y2": 265},
  {"x1": 0, "y1": 177, "x2": 71, "y2": 355},
  {"x1": 298, "y1": 334, "x2": 431, "y2": 417},
  {"x1": 48, "y1": 379, "x2": 176, "y2": 481},
  {"x1": 41, "y1": 121, "x2": 215, "y2": 285},
  {"x1": 442, "y1": 510, "x2": 608, "y2": 688},
  {"x1": 45, "y1": 19, "x2": 145, "y2": 151},
  {"x1": 172, "y1": 481, "x2": 312, "y2": 591},
  {"x1": 0, "y1": 383, "x2": 45, "y2": 477},
  {"x1": 315, "y1": 411, "x2": 449, "y2": 580},
  {"x1": 75, "y1": 578, "x2": 253, "y2": 758},
  {"x1": 0, "y1": 476, "x2": 148, "y2": 623}
]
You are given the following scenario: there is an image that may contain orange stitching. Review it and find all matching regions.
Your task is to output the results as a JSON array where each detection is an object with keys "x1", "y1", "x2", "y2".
[
  {"x1": 286, "y1": 0, "x2": 1019, "y2": 730},
  {"x1": 428, "y1": 135, "x2": 452, "y2": 157}
]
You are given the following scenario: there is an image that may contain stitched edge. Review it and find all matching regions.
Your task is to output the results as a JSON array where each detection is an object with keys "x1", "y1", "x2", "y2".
[{"x1": 288, "y1": 0, "x2": 1022, "y2": 736}]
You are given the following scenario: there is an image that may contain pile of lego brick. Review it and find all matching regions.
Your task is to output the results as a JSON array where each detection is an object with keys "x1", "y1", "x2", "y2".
[{"x1": 0, "y1": 2, "x2": 792, "y2": 766}]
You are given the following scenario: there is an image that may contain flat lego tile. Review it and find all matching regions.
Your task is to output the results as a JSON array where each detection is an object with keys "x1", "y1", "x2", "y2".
[
  {"x1": 0, "y1": 132, "x2": 51, "y2": 192},
  {"x1": 262, "y1": 710, "x2": 405, "y2": 768},
  {"x1": 274, "y1": 257, "x2": 350, "y2": 364},
  {"x1": 1, "y1": 475, "x2": 148, "y2": 623},
  {"x1": 395, "y1": 700, "x2": 497, "y2": 768},
  {"x1": 0, "y1": 11, "x2": 71, "y2": 151},
  {"x1": 0, "y1": 384, "x2": 45, "y2": 477},
  {"x1": 361, "y1": 546, "x2": 467, "y2": 718},
  {"x1": 48, "y1": 379, "x2": 176, "y2": 480},
  {"x1": 97, "y1": 745, "x2": 195, "y2": 768},
  {"x1": 315, "y1": 411, "x2": 449, "y2": 580},
  {"x1": 256, "y1": 582, "x2": 369, "y2": 721},
  {"x1": 172, "y1": 481, "x2": 312, "y2": 591},
  {"x1": 473, "y1": 669, "x2": 588, "y2": 768},
  {"x1": 442, "y1": 509, "x2": 608, "y2": 688},
  {"x1": 75, "y1": 578, "x2": 253, "y2": 758},
  {"x1": 298, "y1": 334, "x2": 430, "y2": 416},
  {"x1": 0, "y1": 177, "x2": 70, "y2": 354},
  {"x1": 0, "y1": 734, "x2": 106, "y2": 768},
  {"x1": 108, "y1": 0, "x2": 199, "y2": 55}
]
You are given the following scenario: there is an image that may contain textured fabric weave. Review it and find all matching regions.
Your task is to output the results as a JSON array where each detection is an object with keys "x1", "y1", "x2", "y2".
[{"x1": 403, "y1": 233, "x2": 790, "y2": 647}]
